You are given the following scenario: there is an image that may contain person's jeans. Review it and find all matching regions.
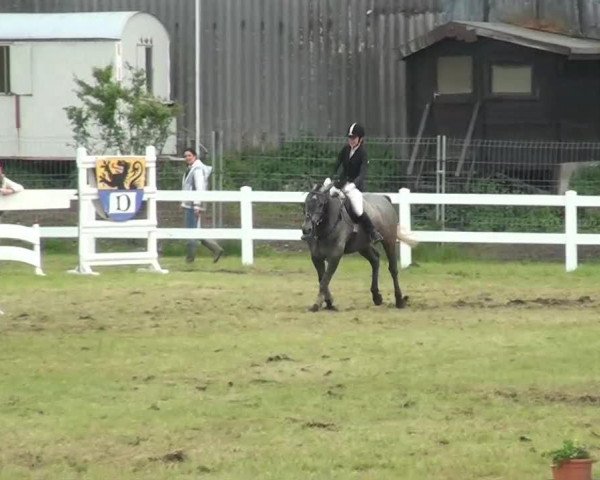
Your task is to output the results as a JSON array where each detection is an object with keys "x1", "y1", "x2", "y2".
[{"x1": 184, "y1": 208, "x2": 222, "y2": 261}]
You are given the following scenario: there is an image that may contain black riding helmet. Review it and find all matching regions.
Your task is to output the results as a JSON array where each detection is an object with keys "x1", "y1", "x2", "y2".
[{"x1": 347, "y1": 122, "x2": 365, "y2": 138}]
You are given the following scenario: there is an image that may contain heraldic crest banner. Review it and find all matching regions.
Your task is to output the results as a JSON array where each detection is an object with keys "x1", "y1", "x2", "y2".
[{"x1": 96, "y1": 157, "x2": 146, "y2": 222}]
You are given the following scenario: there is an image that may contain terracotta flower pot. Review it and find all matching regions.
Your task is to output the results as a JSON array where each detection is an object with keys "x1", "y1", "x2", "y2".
[{"x1": 551, "y1": 459, "x2": 594, "y2": 480}]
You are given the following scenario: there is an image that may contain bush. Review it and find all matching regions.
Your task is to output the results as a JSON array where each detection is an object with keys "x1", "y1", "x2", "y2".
[
  {"x1": 568, "y1": 164, "x2": 600, "y2": 233},
  {"x1": 412, "y1": 178, "x2": 564, "y2": 233},
  {"x1": 65, "y1": 65, "x2": 180, "y2": 155},
  {"x1": 569, "y1": 163, "x2": 600, "y2": 195}
]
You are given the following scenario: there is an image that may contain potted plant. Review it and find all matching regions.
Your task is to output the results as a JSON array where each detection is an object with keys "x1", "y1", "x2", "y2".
[{"x1": 545, "y1": 440, "x2": 595, "y2": 480}]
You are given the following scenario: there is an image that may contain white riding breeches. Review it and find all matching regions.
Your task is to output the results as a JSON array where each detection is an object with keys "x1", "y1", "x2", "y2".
[
  {"x1": 322, "y1": 178, "x2": 364, "y2": 216},
  {"x1": 343, "y1": 182, "x2": 363, "y2": 216}
]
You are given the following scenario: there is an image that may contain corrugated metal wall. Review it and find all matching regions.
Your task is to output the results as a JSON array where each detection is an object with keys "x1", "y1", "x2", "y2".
[
  {"x1": 0, "y1": 0, "x2": 446, "y2": 149},
  {"x1": 200, "y1": 0, "x2": 445, "y2": 147},
  {"x1": 2, "y1": 0, "x2": 600, "y2": 149}
]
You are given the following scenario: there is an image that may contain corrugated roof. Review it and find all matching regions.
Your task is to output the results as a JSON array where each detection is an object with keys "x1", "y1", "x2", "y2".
[
  {"x1": 401, "y1": 21, "x2": 600, "y2": 59},
  {"x1": 0, "y1": 12, "x2": 140, "y2": 41}
]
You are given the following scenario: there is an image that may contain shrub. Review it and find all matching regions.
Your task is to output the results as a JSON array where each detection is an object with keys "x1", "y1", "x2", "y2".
[
  {"x1": 544, "y1": 440, "x2": 591, "y2": 467},
  {"x1": 64, "y1": 65, "x2": 180, "y2": 155}
]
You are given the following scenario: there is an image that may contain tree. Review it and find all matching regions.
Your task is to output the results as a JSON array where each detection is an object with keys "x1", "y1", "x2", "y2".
[{"x1": 65, "y1": 65, "x2": 179, "y2": 155}]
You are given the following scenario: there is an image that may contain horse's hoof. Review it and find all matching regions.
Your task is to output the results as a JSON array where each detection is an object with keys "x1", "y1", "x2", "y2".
[
  {"x1": 325, "y1": 303, "x2": 338, "y2": 311},
  {"x1": 396, "y1": 295, "x2": 409, "y2": 309},
  {"x1": 372, "y1": 293, "x2": 383, "y2": 306},
  {"x1": 309, "y1": 304, "x2": 320, "y2": 312}
]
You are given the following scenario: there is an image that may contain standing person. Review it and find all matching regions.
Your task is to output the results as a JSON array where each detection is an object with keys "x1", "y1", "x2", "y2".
[
  {"x1": 0, "y1": 163, "x2": 24, "y2": 196},
  {"x1": 181, "y1": 148, "x2": 224, "y2": 263},
  {"x1": 327, "y1": 122, "x2": 383, "y2": 244},
  {"x1": 0, "y1": 163, "x2": 24, "y2": 223}
]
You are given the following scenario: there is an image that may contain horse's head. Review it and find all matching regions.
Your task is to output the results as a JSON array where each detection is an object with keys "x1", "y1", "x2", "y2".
[{"x1": 302, "y1": 185, "x2": 330, "y2": 240}]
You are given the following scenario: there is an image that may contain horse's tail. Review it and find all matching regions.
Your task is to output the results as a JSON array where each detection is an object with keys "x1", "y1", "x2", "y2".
[{"x1": 396, "y1": 225, "x2": 418, "y2": 248}]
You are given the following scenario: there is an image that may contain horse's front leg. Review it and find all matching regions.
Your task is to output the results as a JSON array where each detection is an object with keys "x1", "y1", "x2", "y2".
[
  {"x1": 311, "y1": 255, "x2": 325, "y2": 283},
  {"x1": 310, "y1": 255, "x2": 342, "y2": 312},
  {"x1": 310, "y1": 255, "x2": 325, "y2": 310}
]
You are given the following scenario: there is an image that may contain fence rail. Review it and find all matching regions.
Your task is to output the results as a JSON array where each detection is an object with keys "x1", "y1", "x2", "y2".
[{"x1": 0, "y1": 188, "x2": 593, "y2": 272}]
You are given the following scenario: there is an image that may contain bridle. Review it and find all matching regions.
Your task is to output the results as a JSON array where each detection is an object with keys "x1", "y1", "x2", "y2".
[{"x1": 305, "y1": 191, "x2": 345, "y2": 241}]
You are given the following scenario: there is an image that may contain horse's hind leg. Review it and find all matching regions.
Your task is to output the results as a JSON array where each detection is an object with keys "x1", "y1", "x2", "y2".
[
  {"x1": 382, "y1": 240, "x2": 408, "y2": 309},
  {"x1": 359, "y1": 246, "x2": 382, "y2": 306}
]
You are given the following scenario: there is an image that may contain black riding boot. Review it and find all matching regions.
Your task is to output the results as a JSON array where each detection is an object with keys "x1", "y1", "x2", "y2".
[{"x1": 358, "y1": 213, "x2": 383, "y2": 244}]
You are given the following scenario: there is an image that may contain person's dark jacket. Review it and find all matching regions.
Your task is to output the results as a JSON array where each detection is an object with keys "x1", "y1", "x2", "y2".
[{"x1": 331, "y1": 144, "x2": 368, "y2": 191}]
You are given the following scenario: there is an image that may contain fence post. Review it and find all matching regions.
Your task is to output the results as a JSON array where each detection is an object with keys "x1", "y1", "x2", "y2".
[
  {"x1": 399, "y1": 187, "x2": 412, "y2": 269},
  {"x1": 565, "y1": 190, "x2": 578, "y2": 272},
  {"x1": 75, "y1": 147, "x2": 94, "y2": 274},
  {"x1": 32, "y1": 223, "x2": 45, "y2": 276},
  {"x1": 441, "y1": 135, "x2": 447, "y2": 230},
  {"x1": 240, "y1": 186, "x2": 254, "y2": 265},
  {"x1": 211, "y1": 130, "x2": 217, "y2": 228},
  {"x1": 218, "y1": 130, "x2": 224, "y2": 227},
  {"x1": 435, "y1": 135, "x2": 441, "y2": 222}
]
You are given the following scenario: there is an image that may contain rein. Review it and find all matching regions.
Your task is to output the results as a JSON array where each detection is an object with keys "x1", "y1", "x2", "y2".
[{"x1": 314, "y1": 196, "x2": 348, "y2": 241}]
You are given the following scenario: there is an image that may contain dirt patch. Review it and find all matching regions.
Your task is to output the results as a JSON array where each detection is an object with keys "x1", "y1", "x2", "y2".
[
  {"x1": 250, "y1": 378, "x2": 279, "y2": 384},
  {"x1": 493, "y1": 388, "x2": 600, "y2": 405},
  {"x1": 266, "y1": 354, "x2": 294, "y2": 363},
  {"x1": 14, "y1": 451, "x2": 44, "y2": 469},
  {"x1": 303, "y1": 421, "x2": 338, "y2": 431},
  {"x1": 326, "y1": 383, "x2": 345, "y2": 398},
  {"x1": 507, "y1": 296, "x2": 595, "y2": 307},
  {"x1": 451, "y1": 296, "x2": 596, "y2": 309},
  {"x1": 149, "y1": 450, "x2": 187, "y2": 463}
]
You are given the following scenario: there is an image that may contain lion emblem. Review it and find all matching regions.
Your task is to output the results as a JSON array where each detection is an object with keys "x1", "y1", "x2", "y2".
[{"x1": 96, "y1": 157, "x2": 146, "y2": 190}]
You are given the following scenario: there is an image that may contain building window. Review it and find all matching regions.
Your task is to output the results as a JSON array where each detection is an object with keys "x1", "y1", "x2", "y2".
[
  {"x1": 0, "y1": 46, "x2": 10, "y2": 94},
  {"x1": 144, "y1": 46, "x2": 153, "y2": 94},
  {"x1": 491, "y1": 64, "x2": 532, "y2": 95},
  {"x1": 437, "y1": 56, "x2": 473, "y2": 95},
  {"x1": 136, "y1": 44, "x2": 153, "y2": 93}
]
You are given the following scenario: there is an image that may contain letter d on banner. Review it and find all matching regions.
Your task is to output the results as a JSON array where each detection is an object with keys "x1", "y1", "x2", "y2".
[
  {"x1": 98, "y1": 190, "x2": 144, "y2": 221},
  {"x1": 95, "y1": 156, "x2": 146, "y2": 222}
]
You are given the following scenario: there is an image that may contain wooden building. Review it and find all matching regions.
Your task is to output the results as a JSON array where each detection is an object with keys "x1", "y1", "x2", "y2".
[{"x1": 402, "y1": 21, "x2": 600, "y2": 143}]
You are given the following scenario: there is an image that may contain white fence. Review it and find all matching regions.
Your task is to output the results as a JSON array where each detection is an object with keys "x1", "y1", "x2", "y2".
[
  {"x1": 6, "y1": 188, "x2": 600, "y2": 272},
  {"x1": 0, "y1": 224, "x2": 44, "y2": 275},
  {"x1": 0, "y1": 189, "x2": 74, "y2": 274},
  {"x1": 396, "y1": 188, "x2": 588, "y2": 272}
]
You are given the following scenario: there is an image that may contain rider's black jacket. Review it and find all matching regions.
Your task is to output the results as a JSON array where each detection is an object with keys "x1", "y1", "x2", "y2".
[{"x1": 331, "y1": 144, "x2": 368, "y2": 191}]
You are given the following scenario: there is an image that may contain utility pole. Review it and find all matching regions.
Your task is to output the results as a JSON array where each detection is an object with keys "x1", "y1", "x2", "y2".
[{"x1": 195, "y1": 0, "x2": 201, "y2": 151}]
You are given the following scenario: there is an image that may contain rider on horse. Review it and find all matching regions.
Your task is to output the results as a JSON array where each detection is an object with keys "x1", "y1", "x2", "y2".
[{"x1": 323, "y1": 122, "x2": 384, "y2": 244}]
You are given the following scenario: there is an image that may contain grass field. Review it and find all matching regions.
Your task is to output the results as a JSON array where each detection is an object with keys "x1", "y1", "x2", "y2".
[{"x1": 1, "y1": 253, "x2": 599, "y2": 479}]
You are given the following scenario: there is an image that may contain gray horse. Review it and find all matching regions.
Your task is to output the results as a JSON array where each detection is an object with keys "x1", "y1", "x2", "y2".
[{"x1": 302, "y1": 184, "x2": 417, "y2": 311}]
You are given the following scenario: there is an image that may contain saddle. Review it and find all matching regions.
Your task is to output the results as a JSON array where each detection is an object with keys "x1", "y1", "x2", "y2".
[
  {"x1": 331, "y1": 188, "x2": 365, "y2": 233},
  {"x1": 337, "y1": 197, "x2": 361, "y2": 234}
]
